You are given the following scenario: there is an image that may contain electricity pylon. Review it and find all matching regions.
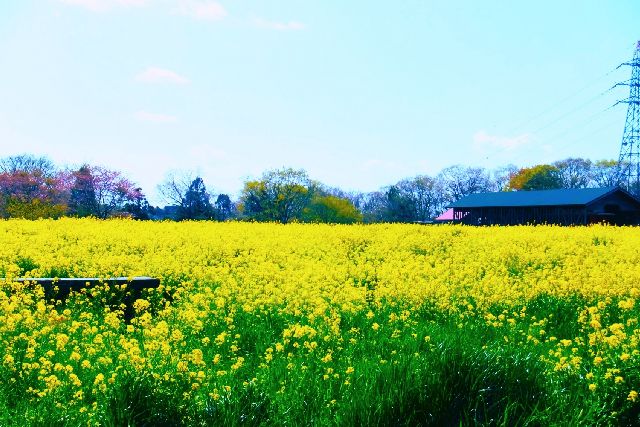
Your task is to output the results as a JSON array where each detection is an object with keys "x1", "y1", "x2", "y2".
[{"x1": 617, "y1": 41, "x2": 640, "y2": 195}]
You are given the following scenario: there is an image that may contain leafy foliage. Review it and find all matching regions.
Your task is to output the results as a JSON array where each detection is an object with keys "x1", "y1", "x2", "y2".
[
  {"x1": 240, "y1": 168, "x2": 312, "y2": 223},
  {"x1": 301, "y1": 195, "x2": 362, "y2": 224},
  {"x1": 508, "y1": 164, "x2": 563, "y2": 191}
]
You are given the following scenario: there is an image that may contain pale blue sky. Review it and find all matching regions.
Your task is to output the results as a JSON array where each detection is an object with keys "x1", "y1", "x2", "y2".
[{"x1": 0, "y1": 1, "x2": 638, "y2": 203}]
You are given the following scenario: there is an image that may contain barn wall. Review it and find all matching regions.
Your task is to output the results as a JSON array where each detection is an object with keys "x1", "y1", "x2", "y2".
[
  {"x1": 587, "y1": 192, "x2": 640, "y2": 225},
  {"x1": 587, "y1": 193, "x2": 640, "y2": 213},
  {"x1": 452, "y1": 190, "x2": 640, "y2": 226},
  {"x1": 454, "y1": 206, "x2": 587, "y2": 226}
]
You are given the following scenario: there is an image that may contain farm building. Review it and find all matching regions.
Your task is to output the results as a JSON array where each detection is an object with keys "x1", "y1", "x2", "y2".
[{"x1": 447, "y1": 187, "x2": 640, "y2": 226}]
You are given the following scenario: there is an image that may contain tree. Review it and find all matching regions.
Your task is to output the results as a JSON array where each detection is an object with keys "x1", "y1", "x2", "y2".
[
  {"x1": 385, "y1": 185, "x2": 417, "y2": 222},
  {"x1": 0, "y1": 154, "x2": 68, "y2": 219},
  {"x1": 92, "y1": 167, "x2": 143, "y2": 218},
  {"x1": 123, "y1": 188, "x2": 151, "y2": 220},
  {"x1": 65, "y1": 165, "x2": 143, "y2": 218},
  {"x1": 239, "y1": 168, "x2": 312, "y2": 223},
  {"x1": 437, "y1": 165, "x2": 492, "y2": 204},
  {"x1": 213, "y1": 194, "x2": 236, "y2": 221},
  {"x1": 0, "y1": 154, "x2": 56, "y2": 177},
  {"x1": 394, "y1": 175, "x2": 444, "y2": 221},
  {"x1": 491, "y1": 165, "x2": 519, "y2": 192},
  {"x1": 590, "y1": 159, "x2": 620, "y2": 188},
  {"x1": 68, "y1": 165, "x2": 98, "y2": 217},
  {"x1": 179, "y1": 177, "x2": 214, "y2": 220},
  {"x1": 508, "y1": 165, "x2": 562, "y2": 191},
  {"x1": 359, "y1": 191, "x2": 389, "y2": 223},
  {"x1": 158, "y1": 171, "x2": 194, "y2": 208},
  {"x1": 553, "y1": 158, "x2": 592, "y2": 189},
  {"x1": 301, "y1": 195, "x2": 362, "y2": 224}
]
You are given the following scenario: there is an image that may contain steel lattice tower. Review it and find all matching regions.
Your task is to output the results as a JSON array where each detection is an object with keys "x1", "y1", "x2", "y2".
[{"x1": 618, "y1": 41, "x2": 640, "y2": 195}]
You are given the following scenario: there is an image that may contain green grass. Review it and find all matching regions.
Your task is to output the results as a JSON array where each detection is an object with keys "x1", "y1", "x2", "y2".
[{"x1": 1, "y1": 286, "x2": 639, "y2": 426}]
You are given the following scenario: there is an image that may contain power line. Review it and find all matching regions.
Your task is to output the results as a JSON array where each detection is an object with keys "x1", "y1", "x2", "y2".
[
  {"x1": 503, "y1": 41, "x2": 639, "y2": 137},
  {"x1": 549, "y1": 117, "x2": 621, "y2": 159},
  {"x1": 527, "y1": 86, "x2": 616, "y2": 136},
  {"x1": 504, "y1": 113, "x2": 620, "y2": 167},
  {"x1": 502, "y1": 65, "x2": 621, "y2": 137},
  {"x1": 483, "y1": 43, "x2": 639, "y2": 165}
]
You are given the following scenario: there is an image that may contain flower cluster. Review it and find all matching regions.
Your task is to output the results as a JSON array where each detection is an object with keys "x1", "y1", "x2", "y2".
[{"x1": 0, "y1": 219, "x2": 638, "y2": 424}]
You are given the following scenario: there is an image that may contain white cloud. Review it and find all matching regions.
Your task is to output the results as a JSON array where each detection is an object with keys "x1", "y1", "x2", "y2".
[
  {"x1": 116, "y1": 0, "x2": 148, "y2": 6},
  {"x1": 58, "y1": 0, "x2": 148, "y2": 12},
  {"x1": 253, "y1": 17, "x2": 305, "y2": 31},
  {"x1": 472, "y1": 130, "x2": 532, "y2": 152},
  {"x1": 134, "y1": 110, "x2": 178, "y2": 123},
  {"x1": 135, "y1": 67, "x2": 189, "y2": 84},
  {"x1": 58, "y1": 0, "x2": 227, "y2": 21},
  {"x1": 58, "y1": 0, "x2": 110, "y2": 11},
  {"x1": 176, "y1": 0, "x2": 227, "y2": 21}
]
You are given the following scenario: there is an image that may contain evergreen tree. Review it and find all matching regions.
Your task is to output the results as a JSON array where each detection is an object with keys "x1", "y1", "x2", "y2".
[
  {"x1": 178, "y1": 177, "x2": 213, "y2": 220},
  {"x1": 214, "y1": 194, "x2": 235, "y2": 220},
  {"x1": 68, "y1": 165, "x2": 98, "y2": 217}
]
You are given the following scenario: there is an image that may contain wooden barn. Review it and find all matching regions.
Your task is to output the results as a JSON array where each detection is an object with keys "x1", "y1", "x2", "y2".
[{"x1": 448, "y1": 187, "x2": 640, "y2": 226}]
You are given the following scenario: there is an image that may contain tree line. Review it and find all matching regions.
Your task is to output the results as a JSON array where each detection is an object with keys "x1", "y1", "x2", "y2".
[{"x1": 0, "y1": 154, "x2": 622, "y2": 223}]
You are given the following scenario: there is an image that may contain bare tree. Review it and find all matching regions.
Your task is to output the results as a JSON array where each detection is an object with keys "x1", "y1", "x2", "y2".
[
  {"x1": 395, "y1": 175, "x2": 444, "y2": 221},
  {"x1": 589, "y1": 159, "x2": 620, "y2": 188},
  {"x1": 437, "y1": 165, "x2": 492, "y2": 204},
  {"x1": 359, "y1": 191, "x2": 388, "y2": 223},
  {"x1": 554, "y1": 158, "x2": 592, "y2": 189},
  {"x1": 158, "y1": 171, "x2": 195, "y2": 207},
  {"x1": 0, "y1": 154, "x2": 56, "y2": 177},
  {"x1": 491, "y1": 164, "x2": 519, "y2": 192}
]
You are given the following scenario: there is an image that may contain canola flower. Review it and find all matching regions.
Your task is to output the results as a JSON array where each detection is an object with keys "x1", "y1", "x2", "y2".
[{"x1": 0, "y1": 218, "x2": 639, "y2": 425}]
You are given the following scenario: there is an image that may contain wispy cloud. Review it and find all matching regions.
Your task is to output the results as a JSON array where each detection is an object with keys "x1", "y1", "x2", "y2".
[
  {"x1": 135, "y1": 67, "x2": 189, "y2": 84},
  {"x1": 472, "y1": 130, "x2": 532, "y2": 152},
  {"x1": 116, "y1": 0, "x2": 148, "y2": 6},
  {"x1": 134, "y1": 110, "x2": 178, "y2": 123},
  {"x1": 253, "y1": 17, "x2": 305, "y2": 31},
  {"x1": 58, "y1": 0, "x2": 227, "y2": 21},
  {"x1": 176, "y1": 0, "x2": 227, "y2": 21},
  {"x1": 58, "y1": 0, "x2": 148, "y2": 12}
]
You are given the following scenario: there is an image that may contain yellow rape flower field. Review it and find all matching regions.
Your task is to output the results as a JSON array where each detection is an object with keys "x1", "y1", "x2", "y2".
[{"x1": 1, "y1": 218, "x2": 640, "y2": 425}]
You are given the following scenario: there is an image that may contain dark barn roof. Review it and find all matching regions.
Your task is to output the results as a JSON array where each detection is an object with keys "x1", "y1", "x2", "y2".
[{"x1": 448, "y1": 187, "x2": 632, "y2": 208}]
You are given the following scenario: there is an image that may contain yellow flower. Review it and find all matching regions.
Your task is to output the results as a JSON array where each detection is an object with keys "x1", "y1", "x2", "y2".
[
  {"x1": 94, "y1": 373, "x2": 105, "y2": 385},
  {"x1": 3, "y1": 354, "x2": 14, "y2": 366},
  {"x1": 133, "y1": 298, "x2": 150, "y2": 312},
  {"x1": 589, "y1": 383, "x2": 597, "y2": 392},
  {"x1": 628, "y1": 390, "x2": 638, "y2": 402}
]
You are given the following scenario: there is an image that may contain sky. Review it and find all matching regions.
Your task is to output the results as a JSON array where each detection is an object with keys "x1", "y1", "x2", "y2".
[{"x1": 0, "y1": 1, "x2": 639, "y2": 204}]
